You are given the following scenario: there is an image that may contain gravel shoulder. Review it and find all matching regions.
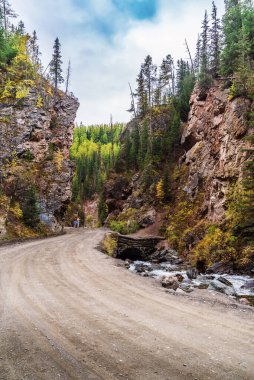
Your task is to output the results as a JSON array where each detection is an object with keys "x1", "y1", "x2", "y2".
[{"x1": 0, "y1": 229, "x2": 253, "y2": 380}]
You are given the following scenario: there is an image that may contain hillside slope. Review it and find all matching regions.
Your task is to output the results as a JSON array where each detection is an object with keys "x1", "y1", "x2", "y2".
[{"x1": 104, "y1": 81, "x2": 254, "y2": 272}]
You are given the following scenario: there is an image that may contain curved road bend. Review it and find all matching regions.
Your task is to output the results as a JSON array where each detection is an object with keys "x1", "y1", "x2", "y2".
[{"x1": 0, "y1": 229, "x2": 253, "y2": 380}]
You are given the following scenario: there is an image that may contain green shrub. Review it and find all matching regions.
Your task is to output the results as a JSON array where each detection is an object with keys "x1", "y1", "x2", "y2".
[
  {"x1": 22, "y1": 149, "x2": 34, "y2": 161},
  {"x1": 86, "y1": 214, "x2": 93, "y2": 227},
  {"x1": 109, "y1": 220, "x2": 139, "y2": 235}
]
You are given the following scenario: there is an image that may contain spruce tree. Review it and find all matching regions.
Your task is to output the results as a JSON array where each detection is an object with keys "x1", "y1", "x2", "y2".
[
  {"x1": 136, "y1": 68, "x2": 148, "y2": 116},
  {"x1": 176, "y1": 60, "x2": 195, "y2": 121},
  {"x1": 194, "y1": 34, "x2": 202, "y2": 75},
  {"x1": 210, "y1": 1, "x2": 221, "y2": 78},
  {"x1": 159, "y1": 54, "x2": 175, "y2": 101},
  {"x1": 17, "y1": 20, "x2": 25, "y2": 35},
  {"x1": 141, "y1": 55, "x2": 157, "y2": 108},
  {"x1": 49, "y1": 37, "x2": 64, "y2": 90},
  {"x1": 199, "y1": 10, "x2": 212, "y2": 91},
  {"x1": 29, "y1": 30, "x2": 41, "y2": 67},
  {"x1": 220, "y1": 0, "x2": 242, "y2": 75},
  {"x1": 0, "y1": 0, "x2": 16, "y2": 31}
]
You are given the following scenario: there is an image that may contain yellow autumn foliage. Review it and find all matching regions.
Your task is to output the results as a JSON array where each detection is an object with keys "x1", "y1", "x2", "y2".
[
  {"x1": 55, "y1": 150, "x2": 64, "y2": 172},
  {"x1": 10, "y1": 203, "x2": 23, "y2": 219},
  {"x1": 156, "y1": 179, "x2": 164, "y2": 201}
]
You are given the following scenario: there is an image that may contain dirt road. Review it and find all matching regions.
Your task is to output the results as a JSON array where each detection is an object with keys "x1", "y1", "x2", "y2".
[{"x1": 0, "y1": 229, "x2": 253, "y2": 380}]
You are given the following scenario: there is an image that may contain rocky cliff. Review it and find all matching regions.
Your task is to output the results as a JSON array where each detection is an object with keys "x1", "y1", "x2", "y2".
[
  {"x1": 0, "y1": 86, "x2": 79, "y2": 238},
  {"x1": 181, "y1": 82, "x2": 252, "y2": 223},
  {"x1": 103, "y1": 80, "x2": 253, "y2": 269}
]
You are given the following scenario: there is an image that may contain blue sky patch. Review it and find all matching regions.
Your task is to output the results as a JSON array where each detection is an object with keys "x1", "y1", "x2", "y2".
[{"x1": 112, "y1": 0, "x2": 158, "y2": 20}]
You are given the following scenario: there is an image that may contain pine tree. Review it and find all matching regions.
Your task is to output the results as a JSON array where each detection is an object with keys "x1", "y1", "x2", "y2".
[
  {"x1": 159, "y1": 54, "x2": 175, "y2": 101},
  {"x1": 220, "y1": 0, "x2": 242, "y2": 75},
  {"x1": 29, "y1": 30, "x2": 41, "y2": 67},
  {"x1": 98, "y1": 194, "x2": 108, "y2": 225},
  {"x1": 0, "y1": 0, "x2": 16, "y2": 31},
  {"x1": 210, "y1": 1, "x2": 221, "y2": 78},
  {"x1": 49, "y1": 37, "x2": 64, "y2": 90},
  {"x1": 199, "y1": 10, "x2": 212, "y2": 91},
  {"x1": 136, "y1": 68, "x2": 148, "y2": 116},
  {"x1": 141, "y1": 55, "x2": 157, "y2": 108},
  {"x1": 194, "y1": 34, "x2": 202, "y2": 75},
  {"x1": 176, "y1": 60, "x2": 195, "y2": 121},
  {"x1": 17, "y1": 20, "x2": 25, "y2": 35}
]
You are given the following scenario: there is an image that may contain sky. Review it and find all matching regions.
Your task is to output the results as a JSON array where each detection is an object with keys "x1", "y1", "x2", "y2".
[{"x1": 11, "y1": 0, "x2": 225, "y2": 125}]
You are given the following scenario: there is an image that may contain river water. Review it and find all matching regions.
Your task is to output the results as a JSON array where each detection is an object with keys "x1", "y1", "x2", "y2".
[{"x1": 128, "y1": 260, "x2": 254, "y2": 305}]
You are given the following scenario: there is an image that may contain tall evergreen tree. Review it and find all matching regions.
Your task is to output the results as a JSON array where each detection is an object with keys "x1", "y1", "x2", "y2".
[
  {"x1": 49, "y1": 37, "x2": 64, "y2": 90},
  {"x1": 159, "y1": 54, "x2": 175, "y2": 101},
  {"x1": 199, "y1": 10, "x2": 212, "y2": 91},
  {"x1": 141, "y1": 55, "x2": 157, "y2": 108},
  {"x1": 0, "y1": 0, "x2": 16, "y2": 31},
  {"x1": 210, "y1": 1, "x2": 221, "y2": 78},
  {"x1": 194, "y1": 34, "x2": 202, "y2": 75},
  {"x1": 136, "y1": 68, "x2": 148, "y2": 116},
  {"x1": 17, "y1": 20, "x2": 25, "y2": 35},
  {"x1": 176, "y1": 59, "x2": 195, "y2": 121},
  {"x1": 29, "y1": 30, "x2": 41, "y2": 67},
  {"x1": 220, "y1": 0, "x2": 242, "y2": 75}
]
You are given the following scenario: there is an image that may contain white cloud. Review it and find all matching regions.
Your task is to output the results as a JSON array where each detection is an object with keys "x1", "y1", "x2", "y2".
[{"x1": 11, "y1": 0, "x2": 225, "y2": 125}]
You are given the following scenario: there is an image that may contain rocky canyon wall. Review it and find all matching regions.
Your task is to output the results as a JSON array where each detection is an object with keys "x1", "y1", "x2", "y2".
[
  {"x1": 0, "y1": 86, "x2": 79, "y2": 238},
  {"x1": 181, "y1": 81, "x2": 252, "y2": 224}
]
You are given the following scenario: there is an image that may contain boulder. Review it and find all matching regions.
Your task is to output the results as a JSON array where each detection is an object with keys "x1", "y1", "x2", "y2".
[
  {"x1": 138, "y1": 209, "x2": 156, "y2": 228},
  {"x1": 161, "y1": 276, "x2": 179, "y2": 291},
  {"x1": 205, "y1": 275, "x2": 215, "y2": 280},
  {"x1": 206, "y1": 262, "x2": 234, "y2": 275},
  {"x1": 239, "y1": 298, "x2": 250, "y2": 306},
  {"x1": 175, "y1": 274, "x2": 184, "y2": 283},
  {"x1": 217, "y1": 276, "x2": 233, "y2": 287},
  {"x1": 135, "y1": 263, "x2": 152, "y2": 273},
  {"x1": 209, "y1": 280, "x2": 236, "y2": 296},
  {"x1": 186, "y1": 268, "x2": 198, "y2": 279},
  {"x1": 196, "y1": 283, "x2": 209, "y2": 290},
  {"x1": 241, "y1": 280, "x2": 254, "y2": 290},
  {"x1": 179, "y1": 283, "x2": 194, "y2": 293},
  {"x1": 149, "y1": 248, "x2": 179, "y2": 264}
]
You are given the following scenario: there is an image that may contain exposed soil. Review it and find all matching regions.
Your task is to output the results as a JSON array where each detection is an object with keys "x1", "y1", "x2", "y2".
[
  {"x1": 0, "y1": 229, "x2": 253, "y2": 380},
  {"x1": 132, "y1": 212, "x2": 165, "y2": 238}
]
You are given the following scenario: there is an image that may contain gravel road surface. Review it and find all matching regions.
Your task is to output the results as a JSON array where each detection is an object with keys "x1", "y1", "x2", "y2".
[{"x1": 0, "y1": 229, "x2": 253, "y2": 380}]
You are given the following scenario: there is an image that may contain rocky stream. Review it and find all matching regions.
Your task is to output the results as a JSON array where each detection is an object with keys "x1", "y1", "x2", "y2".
[{"x1": 123, "y1": 248, "x2": 254, "y2": 307}]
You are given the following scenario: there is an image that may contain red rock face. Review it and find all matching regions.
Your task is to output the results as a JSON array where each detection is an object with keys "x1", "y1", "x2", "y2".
[{"x1": 181, "y1": 82, "x2": 252, "y2": 223}]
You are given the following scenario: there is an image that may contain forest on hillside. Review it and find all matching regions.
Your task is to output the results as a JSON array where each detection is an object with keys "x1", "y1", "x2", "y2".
[
  {"x1": 70, "y1": 0, "x2": 254, "y2": 269},
  {"x1": 70, "y1": 123, "x2": 124, "y2": 201}
]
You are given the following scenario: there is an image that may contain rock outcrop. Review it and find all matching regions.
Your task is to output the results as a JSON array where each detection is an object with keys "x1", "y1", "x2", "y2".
[
  {"x1": 0, "y1": 88, "x2": 79, "y2": 235},
  {"x1": 181, "y1": 83, "x2": 252, "y2": 223}
]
